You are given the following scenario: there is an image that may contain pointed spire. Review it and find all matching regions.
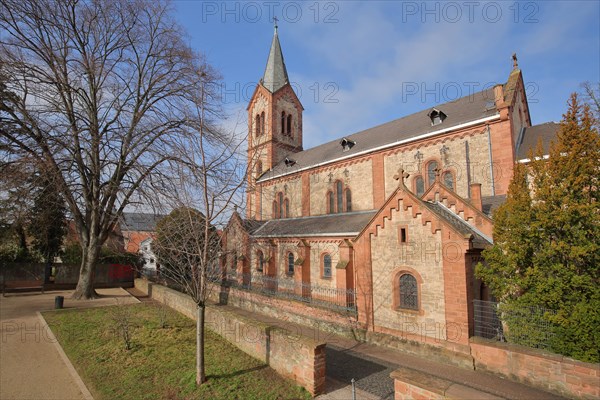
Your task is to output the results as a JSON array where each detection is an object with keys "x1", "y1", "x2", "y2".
[{"x1": 262, "y1": 21, "x2": 289, "y2": 93}]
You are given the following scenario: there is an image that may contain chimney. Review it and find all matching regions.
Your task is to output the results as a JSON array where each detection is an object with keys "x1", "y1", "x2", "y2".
[
  {"x1": 470, "y1": 183, "x2": 482, "y2": 212},
  {"x1": 493, "y1": 84, "x2": 504, "y2": 106}
]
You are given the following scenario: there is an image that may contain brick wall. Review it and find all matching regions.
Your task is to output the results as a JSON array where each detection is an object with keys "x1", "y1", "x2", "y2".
[
  {"x1": 470, "y1": 339, "x2": 600, "y2": 400},
  {"x1": 390, "y1": 368, "x2": 501, "y2": 400},
  {"x1": 207, "y1": 281, "x2": 362, "y2": 342},
  {"x1": 134, "y1": 279, "x2": 326, "y2": 395}
]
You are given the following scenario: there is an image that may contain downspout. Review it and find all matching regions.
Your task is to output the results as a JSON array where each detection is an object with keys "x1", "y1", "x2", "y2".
[
  {"x1": 486, "y1": 124, "x2": 496, "y2": 196},
  {"x1": 465, "y1": 141, "x2": 471, "y2": 198}
]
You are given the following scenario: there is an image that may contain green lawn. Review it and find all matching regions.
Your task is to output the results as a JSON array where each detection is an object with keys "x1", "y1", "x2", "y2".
[{"x1": 43, "y1": 303, "x2": 310, "y2": 400}]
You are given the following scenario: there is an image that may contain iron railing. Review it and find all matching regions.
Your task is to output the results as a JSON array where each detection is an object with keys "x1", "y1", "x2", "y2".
[
  {"x1": 473, "y1": 299, "x2": 558, "y2": 350},
  {"x1": 219, "y1": 272, "x2": 357, "y2": 313}
]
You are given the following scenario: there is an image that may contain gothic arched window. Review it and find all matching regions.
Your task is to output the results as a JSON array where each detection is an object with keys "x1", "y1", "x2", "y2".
[
  {"x1": 283, "y1": 199, "x2": 289, "y2": 218},
  {"x1": 327, "y1": 191, "x2": 334, "y2": 214},
  {"x1": 399, "y1": 274, "x2": 418, "y2": 310},
  {"x1": 257, "y1": 251, "x2": 264, "y2": 272},
  {"x1": 287, "y1": 252, "x2": 294, "y2": 275},
  {"x1": 427, "y1": 160, "x2": 438, "y2": 188},
  {"x1": 345, "y1": 189, "x2": 352, "y2": 212},
  {"x1": 336, "y1": 181, "x2": 343, "y2": 213},
  {"x1": 415, "y1": 176, "x2": 425, "y2": 197},
  {"x1": 287, "y1": 114, "x2": 292, "y2": 136},
  {"x1": 255, "y1": 114, "x2": 261, "y2": 136},
  {"x1": 272, "y1": 201, "x2": 279, "y2": 219},
  {"x1": 443, "y1": 171, "x2": 454, "y2": 190},
  {"x1": 281, "y1": 111, "x2": 286, "y2": 134},
  {"x1": 260, "y1": 111, "x2": 265, "y2": 135},
  {"x1": 323, "y1": 254, "x2": 332, "y2": 278}
]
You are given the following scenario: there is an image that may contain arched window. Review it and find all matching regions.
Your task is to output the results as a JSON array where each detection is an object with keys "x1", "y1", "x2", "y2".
[
  {"x1": 443, "y1": 171, "x2": 454, "y2": 190},
  {"x1": 327, "y1": 191, "x2": 334, "y2": 214},
  {"x1": 260, "y1": 111, "x2": 265, "y2": 135},
  {"x1": 287, "y1": 252, "x2": 294, "y2": 275},
  {"x1": 415, "y1": 176, "x2": 425, "y2": 197},
  {"x1": 399, "y1": 274, "x2": 418, "y2": 310},
  {"x1": 278, "y1": 192, "x2": 283, "y2": 218},
  {"x1": 323, "y1": 254, "x2": 332, "y2": 278},
  {"x1": 257, "y1": 251, "x2": 264, "y2": 272},
  {"x1": 283, "y1": 199, "x2": 289, "y2": 218},
  {"x1": 287, "y1": 114, "x2": 292, "y2": 136},
  {"x1": 255, "y1": 114, "x2": 261, "y2": 136},
  {"x1": 336, "y1": 181, "x2": 343, "y2": 213},
  {"x1": 345, "y1": 189, "x2": 352, "y2": 212},
  {"x1": 272, "y1": 201, "x2": 279, "y2": 219},
  {"x1": 281, "y1": 111, "x2": 286, "y2": 134},
  {"x1": 427, "y1": 161, "x2": 438, "y2": 188}
]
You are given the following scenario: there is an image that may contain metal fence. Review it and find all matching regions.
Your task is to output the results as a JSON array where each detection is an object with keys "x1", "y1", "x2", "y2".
[
  {"x1": 221, "y1": 272, "x2": 357, "y2": 313},
  {"x1": 473, "y1": 299, "x2": 558, "y2": 350}
]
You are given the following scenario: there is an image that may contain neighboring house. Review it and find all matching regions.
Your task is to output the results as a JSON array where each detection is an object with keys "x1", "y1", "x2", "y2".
[
  {"x1": 119, "y1": 212, "x2": 164, "y2": 253},
  {"x1": 139, "y1": 237, "x2": 158, "y2": 273},
  {"x1": 223, "y1": 27, "x2": 558, "y2": 354},
  {"x1": 119, "y1": 212, "x2": 164, "y2": 272}
]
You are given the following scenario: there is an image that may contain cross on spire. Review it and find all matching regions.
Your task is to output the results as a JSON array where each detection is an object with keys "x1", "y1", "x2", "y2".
[
  {"x1": 393, "y1": 168, "x2": 410, "y2": 186},
  {"x1": 433, "y1": 167, "x2": 442, "y2": 181},
  {"x1": 273, "y1": 16, "x2": 278, "y2": 32},
  {"x1": 512, "y1": 53, "x2": 518, "y2": 69}
]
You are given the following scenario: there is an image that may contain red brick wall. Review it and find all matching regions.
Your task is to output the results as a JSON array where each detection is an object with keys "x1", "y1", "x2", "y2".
[
  {"x1": 394, "y1": 379, "x2": 445, "y2": 400},
  {"x1": 470, "y1": 339, "x2": 600, "y2": 400}
]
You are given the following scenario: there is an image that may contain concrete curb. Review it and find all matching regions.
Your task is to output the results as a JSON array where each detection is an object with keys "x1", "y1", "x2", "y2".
[{"x1": 36, "y1": 311, "x2": 95, "y2": 400}]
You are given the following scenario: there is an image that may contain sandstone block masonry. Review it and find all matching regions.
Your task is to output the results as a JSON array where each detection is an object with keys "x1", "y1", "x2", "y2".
[{"x1": 134, "y1": 279, "x2": 326, "y2": 395}]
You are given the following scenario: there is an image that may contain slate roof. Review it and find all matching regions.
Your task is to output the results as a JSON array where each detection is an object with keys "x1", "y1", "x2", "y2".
[
  {"x1": 120, "y1": 213, "x2": 164, "y2": 232},
  {"x1": 516, "y1": 122, "x2": 560, "y2": 160},
  {"x1": 243, "y1": 219, "x2": 266, "y2": 234},
  {"x1": 481, "y1": 195, "x2": 507, "y2": 217},
  {"x1": 251, "y1": 210, "x2": 377, "y2": 238},
  {"x1": 422, "y1": 201, "x2": 493, "y2": 248},
  {"x1": 261, "y1": 28, "x2": 289, "y2": 93},
  {"x1": 258, "y1": 86, "x2": 499, "y2": 182}
]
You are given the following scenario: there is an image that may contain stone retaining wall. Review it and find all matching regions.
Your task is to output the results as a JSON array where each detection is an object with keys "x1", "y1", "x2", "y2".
[
  {"x1": 470, "y1": 338, "x2": 600, "y2": 400},
  {"x1": 390, "y1": 368, "x2": 502, "y2": 400},
  {"x1": 134, "y1": 279, "x2": 326, "y2": 395},
  {"x1": 208, "y1": 282, "x2": 363, "y2": 341}
]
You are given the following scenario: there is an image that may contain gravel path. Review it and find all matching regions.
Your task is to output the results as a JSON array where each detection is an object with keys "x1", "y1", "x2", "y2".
[{"x1": 326, "y1": 345, "x2": 395, "y2": 399}]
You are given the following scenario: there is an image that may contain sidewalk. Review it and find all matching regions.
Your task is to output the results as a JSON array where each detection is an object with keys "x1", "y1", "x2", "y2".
[
  {"x1": 211, "y1": 302, "x2": 567, "y2": 400},
  {"x1": 0, "y1": 288, "x2": 138, "y2": 400}
]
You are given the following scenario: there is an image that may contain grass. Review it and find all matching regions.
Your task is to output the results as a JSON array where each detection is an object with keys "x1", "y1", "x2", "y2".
[{"x1": 42, "y1": 302, "x2": 311, "y2": 400}]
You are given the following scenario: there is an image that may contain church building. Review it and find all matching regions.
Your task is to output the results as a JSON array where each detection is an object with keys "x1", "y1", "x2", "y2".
[{"x1": 223, "y1": 26, "x2": 558, "y2": 353}]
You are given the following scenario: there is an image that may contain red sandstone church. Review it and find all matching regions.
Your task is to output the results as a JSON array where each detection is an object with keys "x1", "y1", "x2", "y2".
[{"x1": 223, "y1": 27, "x2": 558, "y2": 352}]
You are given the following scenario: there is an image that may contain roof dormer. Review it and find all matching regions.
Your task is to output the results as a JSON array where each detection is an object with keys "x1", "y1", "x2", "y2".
[
  {"x1": 428, "y1": 108, "x2": 447, "y2": 126},
  {"x1": 284, "y1": 157, "x2": 296, "y2": 167},
  {"x1": 340, "y1": 137, "x2": 356, "y2": 152}
]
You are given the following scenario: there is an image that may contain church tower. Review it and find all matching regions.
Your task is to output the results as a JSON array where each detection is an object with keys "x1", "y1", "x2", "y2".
[{"x1": 246, "y1": 25, "x2": 303, "y2": 219}]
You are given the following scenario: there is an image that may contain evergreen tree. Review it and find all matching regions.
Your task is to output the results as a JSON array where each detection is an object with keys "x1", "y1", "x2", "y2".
[
  {"x1": 477, "y1": 93, "x2": 600, "y2": 363},
  {"x1": 28, "y1": 175, "x2": 68, "y2": 266}
]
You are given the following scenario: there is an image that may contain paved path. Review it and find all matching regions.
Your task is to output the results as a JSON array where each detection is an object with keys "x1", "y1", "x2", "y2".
[{"x1": 0, "y1": 288, "x2": 138, "y2": 400}]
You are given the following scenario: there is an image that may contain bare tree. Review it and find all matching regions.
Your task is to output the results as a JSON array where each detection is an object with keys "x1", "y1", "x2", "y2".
[
  {"x1": 0, "y1": 0, "x2": 218, "y2": 298},
  {"x1": 152, "y1": 72, "x2": 253, "y2": 384},
  {"x1": 581, "y1": 81, "x2": 600, "y2": 125},
  {"x1": 153, "y1": 175, "x2": 248, "y2": 386}
]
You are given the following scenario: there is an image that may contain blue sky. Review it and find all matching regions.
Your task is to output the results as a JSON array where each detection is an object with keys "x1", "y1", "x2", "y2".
[{"x1": 174, "y1": 1, "x2": 600, "y2": 149}]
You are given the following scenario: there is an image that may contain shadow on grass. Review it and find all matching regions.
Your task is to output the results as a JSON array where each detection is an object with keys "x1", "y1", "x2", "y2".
[{"x1": 209, "y1": 364, "x2": 268, "y2": 380}]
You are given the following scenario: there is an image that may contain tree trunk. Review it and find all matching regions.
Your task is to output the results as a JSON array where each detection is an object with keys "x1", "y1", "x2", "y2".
[
  {"x1": 72, "y1": 241, "x2": 99, "y2": 299},
  {"x1": 196, "y1": 304, "x2": 206, "y2": 385}
]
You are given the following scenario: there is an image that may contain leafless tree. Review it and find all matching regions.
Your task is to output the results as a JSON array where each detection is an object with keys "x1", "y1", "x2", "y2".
[
  {"x1": 0, "y1": 0, "x2": 219, "y2": 298},
  {"x1": 581, "y1": 81, "x2": 600, "y2": 126},
  {"x1": 151, "y1": 70, "x2": 254, "y2": 385}
]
